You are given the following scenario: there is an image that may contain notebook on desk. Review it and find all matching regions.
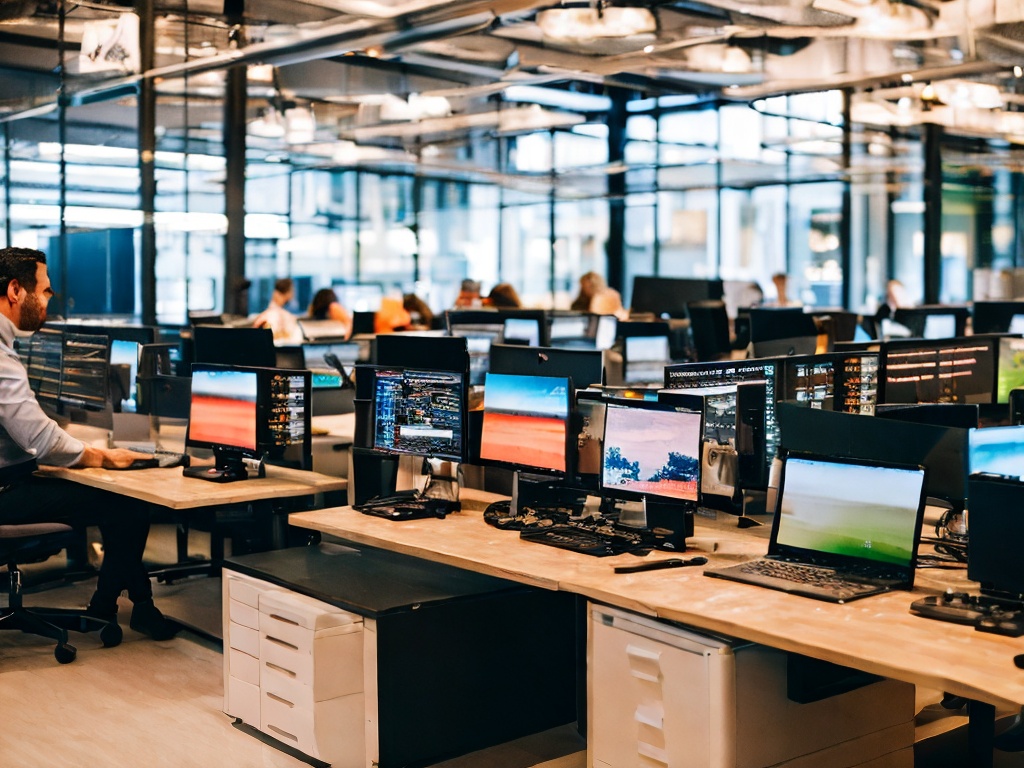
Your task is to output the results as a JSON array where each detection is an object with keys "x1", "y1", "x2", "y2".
[{"x1": 704, "y1": 452, "x2": 928, "y2": 603}]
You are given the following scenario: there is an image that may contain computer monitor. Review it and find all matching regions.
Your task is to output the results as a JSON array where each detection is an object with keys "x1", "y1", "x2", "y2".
[
  {"x1": 594, "y1": 315, "x2": 618, "y2": 351},
  {"x1": 303, "y1": 340, "x2": 364, "y2": 389},
  {"x1": 893, "y1": 305, "x2": 969, "y2": 339},
  {"x1": 192, "y1": 326, "x2": 276, "y2": 368},
  {"x1": 623, "y1": 335, "x2": 671, "y2": 385},
  {"x1": 109, "y1": 338, "x2": 142, "y2": 412},
  {"x1": 298, "y1": 318, "x2": 351, "y2": 342},
  {"x1": 965, "y1": 474, "x2": 1024, "y2": 600},
  {"x1": 446, "y1": 310, "x2": 546, "y2": 385},
  {"x1": 630, "y1": 276, "x2": 724, "y2": 318},
  {"x1": 479, "y1": 372, "x2": 571, "y2": 474},
  {"x1": 600, "y1": 400, "x2": 702, "y2": 504},
  {"x1": 777, "y1": 402, "x2": 968, "y2": 509},
  {"x1": 489, "y1": 344, "x2": 604, "y2": 389},
  {"x1": 780, "y1": 352, "x2": 880, "y2": 415},
  {"x1": 185, "y1": 364, "x2": 311, "y2": 480},
  {"x1": 748, "y1": 308, "x2": 818, "y2": 358},
  {"x1": 18, "y1": 327, "x2": 113, "y2": 428},
  {"x1": 968, "y1": 425, "x2": 1024, "y2": 479},
  {"x1": 996, "y1": 337, "x2": 1024, "y2": 404},
  {"x1": 575, "y1": 390, "x2": 606, "y2": 485},
  {"x1": 686, "y1": 300, "x2": 731, "y2": 362},
  {"x1": 881, "y1": 337, "x2": 997, "y2": 405},
  {"x1": 371, "y1": 367, "x2": 466, "y2": 463},
  {"x1": 502, "y1": 317, "x2": 542, "y2": 347},
  {"x1": 664, "y1": 358, "x2": 781, "y2": 473},
  {"x1": 973, "y1": 301, "x2": 1024, "y2": 335},
  {"x1": 375, "y1": 333, "x2": 469, "y2": 375},
  {"x1": 548, "y1": 312, "x2": 592, "y2": 348}
]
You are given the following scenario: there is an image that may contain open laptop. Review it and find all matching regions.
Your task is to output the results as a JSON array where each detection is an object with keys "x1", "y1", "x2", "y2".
[{"x1": 705, "y1": 452, "x2": 927, "y2": 603}]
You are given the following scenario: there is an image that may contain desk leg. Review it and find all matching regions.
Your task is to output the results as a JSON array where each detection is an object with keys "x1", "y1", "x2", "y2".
[{"x1": 968, "y1": 699, "x2": 995, "y2": 768}]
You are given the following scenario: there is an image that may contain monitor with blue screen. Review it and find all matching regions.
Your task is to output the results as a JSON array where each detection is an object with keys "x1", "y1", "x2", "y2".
[
  {"x1": 480, "y1": 372, "x2": 571, "y2": 474},
  {"x1": 968, "y1": 425, "x2": 1024, "y2": 479}
]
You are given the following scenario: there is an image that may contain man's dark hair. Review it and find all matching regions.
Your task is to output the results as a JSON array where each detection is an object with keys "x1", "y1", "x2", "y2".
[
  {"x1": 274, "y1": 277, "x2": 294, "y2": 295},
  {"x1": 0, "y1": 247, "x2": 46, "y2": 295}
]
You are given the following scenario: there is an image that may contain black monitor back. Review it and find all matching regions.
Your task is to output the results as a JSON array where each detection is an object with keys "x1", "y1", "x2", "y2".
[
  {"x1": 192, "y1": 326, "x2": 276, "y2": 368},
  {"x1": 749, "y1": 308, "x2": 818, "y2": 358},
  {"x1": 488, "y1": 344, "x2": 604, "y2": 388},
  {"x1": 778, "y1": 402, "x2": 968, "y2": 508},
  {"x1": 966, "y1": 475, "x2": 1024, "y2": 599},
  {"x1": 973, "y1": 301, "x2": 1024, "y2": 335},
  {"x1": 686, "y1": 301, "x2": 731, "y2": 361},
  {"x1": 631, "y1": 276, "x2": 724, "y2": 318},
  {"x1": 352, "y1": 311, "x2": 377, "y2": 335},
  {"x1": 876, "y1": 403, "x2": 979, "y2": 429},
  {"x1": 893, "y1": 305, "x2": 969, "y2": 338},
  {"x1": 375, "y1": 333, "x2": 469, "y2": 374}
]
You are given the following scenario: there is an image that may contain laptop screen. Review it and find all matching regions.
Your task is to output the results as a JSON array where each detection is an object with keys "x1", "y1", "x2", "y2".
[{"x1": 772, "y1": 455, "x2": 927, "y2": 569}]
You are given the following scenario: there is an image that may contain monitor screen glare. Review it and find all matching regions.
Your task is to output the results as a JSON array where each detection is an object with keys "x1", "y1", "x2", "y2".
[
  {"x1": 503, "y1": 318, "x2": 541, "y2": 346},
  {"x1": 624, "y1": 336, "x2": 671, "y2": 383},
  {"x1": 777, "y1": 456, "x2": 925, "y2": 567},
  {"x1": 601, "y1": 403, "x2": 701, "y2": 503},
  {"x1": 372, "y1": 368, "x2": 464, "y2": 462},
  {"x1": 968, "y1": 425, "x2": 1024, "y2": 479},
  {"x1": 480, "y1": 373, "x2": 570, "y2": 473},
  {"x1": 923, "y1": 314, "x2": 957, "y2": 340},
  {"x1": 188, "y1": 368, "x2": 258, "y2": 452}
]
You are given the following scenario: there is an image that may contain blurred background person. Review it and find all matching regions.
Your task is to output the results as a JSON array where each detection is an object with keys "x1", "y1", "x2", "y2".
[
  {"x1": 453, "y1": 279, "x2": 482, "y2": 308},
  {"x1": 485, "y1": 283, "x2": 522, "y2": 308},
  {"x1": 308, "y1": 287, "x2": 352, "y2": 338},
  {"x1": 573, "y1": 271, "x2": 628, "y2": 319},
  {"x1": 571, "y1": 271, "x2": 604, "y2": 311},
  {"x1": 252, "y1": 277, "x2": 302, "y2": 343},
  {"x1": 375, "y1": 295, "x2": 413, "y2": 334},
  {"x1": 403, "y1": 293, "x2": 434, "y2": 329},
  {"x1": 768, "y1": 272, "x2": 802, "y2": 308}
]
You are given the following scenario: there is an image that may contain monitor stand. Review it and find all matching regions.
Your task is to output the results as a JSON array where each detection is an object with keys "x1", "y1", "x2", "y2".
[
  {"x1": 182, "y1": 448, "x2": 252, "y2": 483},
  {"x1": 420, "y1": 458, "x2": 461, "y2": 513}
]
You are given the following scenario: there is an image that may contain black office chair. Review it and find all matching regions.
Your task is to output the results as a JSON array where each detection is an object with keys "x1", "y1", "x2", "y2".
[{"x1": 0, "y1": 522, "x2": 122, "y2": 663}]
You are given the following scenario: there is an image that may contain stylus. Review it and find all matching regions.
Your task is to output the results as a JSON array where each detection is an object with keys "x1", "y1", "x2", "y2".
[{"x1": 614, "y1": 556, "x2": 708, "y2": 574}]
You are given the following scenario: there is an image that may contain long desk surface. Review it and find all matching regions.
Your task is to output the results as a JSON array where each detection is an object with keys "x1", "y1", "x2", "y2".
[
  {"x1": 290, "y1": 489, "x2": 1024, "y2": 712},
  {"x1": 43, "y1": 464, "x2": 347, "y2": 510}
]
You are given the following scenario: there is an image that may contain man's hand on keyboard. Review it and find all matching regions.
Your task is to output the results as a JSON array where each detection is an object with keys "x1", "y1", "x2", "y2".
[{"x1": 76, "y1": 446, "x2": 149, "y2": 469}]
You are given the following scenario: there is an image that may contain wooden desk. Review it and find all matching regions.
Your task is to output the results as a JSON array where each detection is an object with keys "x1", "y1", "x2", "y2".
[
  {"x1": 290, "y1": 489, "x2": 1024, "y2": 713},
  {"x1": 42, "y1": 464, "x2": 346, "y2": 510}
]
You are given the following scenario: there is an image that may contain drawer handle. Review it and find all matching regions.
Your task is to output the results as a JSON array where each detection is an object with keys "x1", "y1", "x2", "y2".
[
  {"x1": 267, "y1": 613, "x2": 301, "y2": 627},
  {"x1": 265, "y1": 692, "x2": 295, "y2": 708},
  {"x1": 265, "y1": 661, "x2": 296, "y2": 678},
  {"x1": 266, "y1": 724, "x2": 299, "y2": 743},
  {"x1": 265, "y1": 635, "x2": 299, "y2": 651}
]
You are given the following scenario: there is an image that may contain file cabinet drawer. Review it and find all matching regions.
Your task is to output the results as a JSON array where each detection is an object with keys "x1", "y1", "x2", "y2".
[
  {"x1": 229, "y1": 599, "x2": 260, "y2": 631},
  {"x1": 260, "y1": 689, "x2": 364, "y2": 766},
  {"x1": 229, "y1": 647, "x2": 260, "y2": 686},
  {"x1": 226, "y1": 576, "x2": 263, "y2": 608},
  {"x1": 226, "y1": 676, "x2": 260, "y2": 726},
  {"x1": 260, "y1": 624, "x2": 363, "y2": 697},
  {"x1": 228, "y1": 621, "x2": 259, "y2": 658}
]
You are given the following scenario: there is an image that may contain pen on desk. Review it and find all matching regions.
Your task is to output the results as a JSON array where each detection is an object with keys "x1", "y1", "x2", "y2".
[{"x1": 614, "y1": 556, "x2": 708, "y2": 574}]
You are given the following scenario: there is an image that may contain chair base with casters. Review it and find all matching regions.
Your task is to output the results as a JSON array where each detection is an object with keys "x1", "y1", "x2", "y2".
[{"x1": 0, "y1": 522, "x2": 123, "y2": 664}]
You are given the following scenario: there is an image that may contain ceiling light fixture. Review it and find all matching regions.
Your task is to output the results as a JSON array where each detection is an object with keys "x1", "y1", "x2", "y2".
[{"x1": 536, "y1": 6, "x2": 656, "y2": 42}]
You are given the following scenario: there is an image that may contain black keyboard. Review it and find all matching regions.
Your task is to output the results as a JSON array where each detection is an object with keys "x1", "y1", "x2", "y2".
[
  {"x1": 120, "y1": 449, "x2": 190, "y2": 470},
  {"x1": 520, "y1": 525, "x2": 618, "y2": 556},
  {"x1": 911, "y1": 593, "x2": 1024, "y2": 636},
  {"x1": 737, "y1": 559, "x2": 874, "y2": 595}
]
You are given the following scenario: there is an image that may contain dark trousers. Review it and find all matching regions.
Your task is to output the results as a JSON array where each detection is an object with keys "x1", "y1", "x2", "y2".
[{"x1": 0, "y1": 475, "x2": 153, "y2": 611}]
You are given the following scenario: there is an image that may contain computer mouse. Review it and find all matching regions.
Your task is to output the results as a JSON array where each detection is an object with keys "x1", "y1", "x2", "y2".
[
  {"x1": 1014, "y1": 654, "x2": 1024, "y2": 670},
  {"x1": 125, "y1": 458, "x2": 160, "y2": 471}
]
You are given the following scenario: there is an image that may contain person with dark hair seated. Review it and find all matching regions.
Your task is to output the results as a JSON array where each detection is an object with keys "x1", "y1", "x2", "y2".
[
  {"x1": 308, "y1": 288, "x2": 352, "y2": 338},
  {"x1": 485, "y1": 283, "x2": 522, "y2": 308},
  {"x1": 0, "y1": 247, "x2": 176, "y2": 641},
  {"x1": 403, "y1": 293, "x2": 434, "y2": 329}
]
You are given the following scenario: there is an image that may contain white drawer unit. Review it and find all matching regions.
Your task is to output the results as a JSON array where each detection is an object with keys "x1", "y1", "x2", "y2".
[
  {"x1": 589, "y1": 604, "x2": 914, "y2": 768},
  {"x1": 222, "y1": 571, "x2": 365, "y2": 767}
]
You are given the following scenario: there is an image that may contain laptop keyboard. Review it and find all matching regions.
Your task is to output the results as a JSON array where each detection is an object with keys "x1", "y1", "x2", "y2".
[{"x1": 738, "y1": 559, "x2": 877, "y2": 594}]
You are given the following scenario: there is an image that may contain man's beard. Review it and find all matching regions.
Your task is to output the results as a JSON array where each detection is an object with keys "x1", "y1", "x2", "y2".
[{"x1": 18, "y1": 293, "x2": 45, "y2": 333}]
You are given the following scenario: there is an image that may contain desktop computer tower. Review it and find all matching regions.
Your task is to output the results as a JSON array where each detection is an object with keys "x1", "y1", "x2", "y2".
[{"x1": 588, "y1": 605, "x2": 913, "y2": 768}]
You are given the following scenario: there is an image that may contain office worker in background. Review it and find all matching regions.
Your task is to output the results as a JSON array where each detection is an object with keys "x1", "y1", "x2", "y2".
[
  {"x1": 768, "y1": 272, "x2": 802, "y2": 308},
  {"x1": 253, "y1": 277, "x2": 302, "y2": 343},
  {"x1": 572, "y1": 271, "x2": 629, "y2": 320},
  {"x1": 375, "y1": 296, "x2": 413, "y2": 334},
  {"x1": 485, "y1": 283, "x2": 522, "y2": 308},
  {"x1": 403, "y1": 293, "x2": 434, "y2": 329},
  {"x1": 308, "y1": 288, "x2": 352, "y2": 338},
  {"x1": 453, "y1": 279, "x2": 482, "y2": 308},
  {"x1": 0, "y1": 247, "x2": 176, "y2": 640}
]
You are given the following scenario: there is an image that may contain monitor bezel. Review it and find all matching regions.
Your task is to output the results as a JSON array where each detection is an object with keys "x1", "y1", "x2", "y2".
[{"x1": 185, "y1": 363, "x2": 262, "y2": 456}]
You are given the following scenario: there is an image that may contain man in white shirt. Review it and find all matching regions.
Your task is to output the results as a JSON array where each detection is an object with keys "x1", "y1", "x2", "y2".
[
  {"x1": 0, "y1": 247, "x2": 175, "y2": 640},
  {"x1": 252, "y1": 277, "x2": 302, "y2": 344}
]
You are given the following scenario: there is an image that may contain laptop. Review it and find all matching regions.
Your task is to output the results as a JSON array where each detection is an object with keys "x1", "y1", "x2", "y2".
[{"x1": 705, "y1": 452, "x2": 927, "y2": 603}]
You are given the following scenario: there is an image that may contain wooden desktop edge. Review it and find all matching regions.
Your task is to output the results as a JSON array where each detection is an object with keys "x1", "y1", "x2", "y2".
[
  {"x1": 289, "y1": 488, "x2": 1024, "y2": 711},
  {"x1": 41, "y1": 464, "x2": 347, "y2": 510}
]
